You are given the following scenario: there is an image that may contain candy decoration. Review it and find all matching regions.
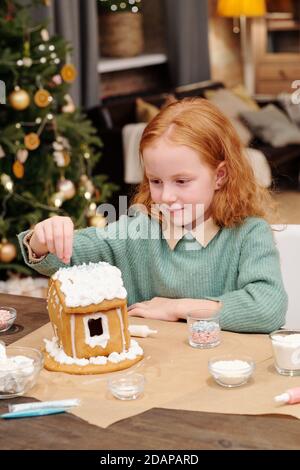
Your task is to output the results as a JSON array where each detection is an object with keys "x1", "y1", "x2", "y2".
[
  {"x1": 24, "y1": 132, "x2": 40, "y2": 150},
  {"x1": 0, "y1": 240, "x2": 17, "y2": 263},
  {"x1": 34, "y1": 89, "x2": 52, "y2": 108},
  {"x1": 60, "y1": 64, "x2": 77, "y2": 83},
  {"x1": 8, "y1": 87, "x2": 30, "y2": 110},
  {"x1": 12, "y1": 160, "x2": 24, "y2": 178}
]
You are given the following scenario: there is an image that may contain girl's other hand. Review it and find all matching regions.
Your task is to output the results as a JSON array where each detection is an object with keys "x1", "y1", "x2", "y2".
[
  {"x1": 128, "y1": 297, "x2": 221, "y2": 322},
  {"x1": 29, "y1": 216, "x2": 74, "y2": 264},
  {"x1": 128, "y1": 297, "x2": 180, "y2": 322}
]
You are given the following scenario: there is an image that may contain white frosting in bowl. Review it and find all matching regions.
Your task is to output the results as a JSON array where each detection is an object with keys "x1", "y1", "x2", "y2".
[
  {"x1": 52, "y1": 262, "x2": 127, "y2": 307},
  {"x1": 0, "y1": 342, "x2": 42, "y2": 396}
]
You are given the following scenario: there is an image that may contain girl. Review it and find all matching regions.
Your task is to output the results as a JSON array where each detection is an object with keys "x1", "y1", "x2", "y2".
[{"x1": 18, "y1": 98, "x2": 287, "y2": 333}]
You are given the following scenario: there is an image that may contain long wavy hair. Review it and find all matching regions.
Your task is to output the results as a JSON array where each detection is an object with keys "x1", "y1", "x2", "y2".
[{"x1": 132, "y1": 97, "x2": 275, "y2": 227}]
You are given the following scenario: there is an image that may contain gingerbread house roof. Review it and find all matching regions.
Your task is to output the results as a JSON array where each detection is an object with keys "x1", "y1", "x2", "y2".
[{"x1": 50, "y1": 262, "x2": 127, "y2": 315}]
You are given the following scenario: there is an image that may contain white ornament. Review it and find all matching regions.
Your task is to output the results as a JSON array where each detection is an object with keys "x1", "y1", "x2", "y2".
[
  {"x1": 23, "y1": 57, "x2": 33, "y2": 67},
  {"x1": 41, "y1": 29, "x2": 50, "y2": 42},
  {"x1": 62, "y1": 94, "x2": 75, "y2": 113},
  {"x1": 16, "y1": 148, "x2": 29, "y2": 163},
  {"x1": 0, "y1": 145, "x2": 5, "y2": 159},
  {"x1": 53, "y1": 151, "x2": 65, "y2": 167},
  {"x1": 53, "y1": 141, "x2": 64, "y2": 151},
  {"x1": 57, "y1": 178, "x2": 76, "y2": 200}
]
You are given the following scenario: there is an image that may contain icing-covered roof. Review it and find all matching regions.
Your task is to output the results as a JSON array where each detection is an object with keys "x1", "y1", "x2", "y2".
[{"x1": 52, "y1": 262, "x2": 127, "y2": 307}]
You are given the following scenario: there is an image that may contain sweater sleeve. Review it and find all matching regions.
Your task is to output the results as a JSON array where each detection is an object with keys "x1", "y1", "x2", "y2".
[
  {"x1": 204, "y1": 220, "x2": 288, "y2": 333},
  {"x1": 17, "y1": 216, "x2": 128, "y2": 278}
]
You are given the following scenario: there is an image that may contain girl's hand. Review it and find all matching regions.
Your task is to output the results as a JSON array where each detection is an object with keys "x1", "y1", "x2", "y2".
[
  {"x1": 128, "y1": 297, "x2": 181, "y2": 322},
  {"x1": 128, "y1": 297, "x2": 221, "y2": 322},
  {"x1": 29, "y1": 216, "x2": 74, "y2": 264}
]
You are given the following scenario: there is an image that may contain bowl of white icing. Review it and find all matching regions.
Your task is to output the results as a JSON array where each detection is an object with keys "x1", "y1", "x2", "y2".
[
  {"x1": 208, "y1": 355, "x2": 255, "y2": 387},
  {"x1": 269, "y1": 330, "x2": 300, "y2": 376},
  {"x1": 107, "y1": 373, "x2": 145, "y2": 400},
  {"x1": 0, "y1": 341, "x2": 44, "y2": 398}
]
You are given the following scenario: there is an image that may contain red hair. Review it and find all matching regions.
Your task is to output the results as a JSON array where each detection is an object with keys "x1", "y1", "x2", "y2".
[{"x1": 132, "y1": 97, "x2": 274, "y2": 227}]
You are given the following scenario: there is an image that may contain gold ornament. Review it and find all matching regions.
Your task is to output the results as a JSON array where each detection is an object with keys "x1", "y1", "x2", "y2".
[
  {"x1": 34, "y1": 89, "x2": 52, "y2": 108},
  {"x1": 57, "y1": 178, "x2": 76, "y2": 200},
  {"x1": 12, "y1": 160, "x2": 24, "y2": 179},
  {"x1": 0, "y1": 239, "x2": 17, "y2": 263},
  {"x1": 61, "y1": 64, "x2": 77, "y2": 83},
  {"x1": 9, "y1": 87, "x2": 30, "y2": 110},
  {"x1": 24, "y1": 133, "x2": 40, "y2": 150},
  {"x1": 62, "y1": 150, "x2": 71, "y2": 166},
  {"x1": 88, "y1": 214, "x2": 107, "y2": 228}
]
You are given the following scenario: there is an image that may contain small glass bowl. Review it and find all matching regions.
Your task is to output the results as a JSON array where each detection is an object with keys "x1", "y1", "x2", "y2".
[
  {"x1": 0, "y1": 344, "x2": 44, "y2": 399},
  {"x1": 269, "y1": 329, "x2": 300, "y2": 376},
  {"x1": 0, "y1": 307, "x2": 17, "y2": 333},
  {"x1": 107, "y1": 373, "x2": 145, "y2": 400},
  {"x1": 208, "y1": 355, "x2": 255, "y2": 388},
  {"x1": 187, "y1": 310, "x2": 221, "y2": 349}
]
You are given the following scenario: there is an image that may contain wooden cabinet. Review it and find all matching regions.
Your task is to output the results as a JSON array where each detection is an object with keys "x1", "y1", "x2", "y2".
[{"x1": 251, "y1": 12, "x2": 300, "y2": 95}]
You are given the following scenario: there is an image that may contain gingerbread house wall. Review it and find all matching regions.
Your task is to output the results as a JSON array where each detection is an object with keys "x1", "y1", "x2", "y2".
[{"x1": 47, "y1": 281, "x2": 130, "y2": 359}]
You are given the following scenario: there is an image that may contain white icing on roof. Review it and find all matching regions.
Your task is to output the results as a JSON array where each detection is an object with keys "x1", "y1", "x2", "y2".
[{"x1": 52, "y1": 262, "x2": 127, "y2": 307}]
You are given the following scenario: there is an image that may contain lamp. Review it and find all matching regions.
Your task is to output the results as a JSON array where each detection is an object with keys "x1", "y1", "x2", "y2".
[
  {"x1": 217, "y1": 0, "x2": 266, "y2": 94},
  {"x1": 217, "y1": 0, "x2": 266, "y2": 18}
]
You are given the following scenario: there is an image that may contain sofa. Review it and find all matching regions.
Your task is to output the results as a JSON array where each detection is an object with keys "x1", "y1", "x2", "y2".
[{"x1": 87, "y1": 80, "x2": 300, "y2": 205}]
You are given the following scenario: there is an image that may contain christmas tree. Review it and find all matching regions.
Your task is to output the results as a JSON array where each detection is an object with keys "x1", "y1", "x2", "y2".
[{"x1": 0, "y1": 0, "x2": 118, "y2": 277}]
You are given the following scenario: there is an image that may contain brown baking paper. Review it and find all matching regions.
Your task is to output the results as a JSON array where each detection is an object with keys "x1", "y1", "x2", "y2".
[{"x1": 12, "y1": 318, "x2": 300, "y2": 428}]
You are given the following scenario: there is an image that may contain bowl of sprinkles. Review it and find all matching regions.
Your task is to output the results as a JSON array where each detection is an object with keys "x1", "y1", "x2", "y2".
[
  {"x1": 187, "y1": 310, "x2": 221, "y2": 349},
  {"x1": 0, "y1": 307, "x2": 17, "y2": 333}
]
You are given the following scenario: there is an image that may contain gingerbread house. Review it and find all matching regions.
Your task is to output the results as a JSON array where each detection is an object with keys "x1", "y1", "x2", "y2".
[{"x1": 44, "y1": 262, "x2": 143, "y2": 374}]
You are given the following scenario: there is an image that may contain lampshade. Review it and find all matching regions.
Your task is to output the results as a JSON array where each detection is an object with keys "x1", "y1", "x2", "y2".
[{"x1": 217, "y1": 0, "x2": 266, "y2": 17}]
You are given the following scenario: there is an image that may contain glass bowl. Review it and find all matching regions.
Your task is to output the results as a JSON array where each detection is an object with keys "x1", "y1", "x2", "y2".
[
  {"x1": 0, "y1": 307, "x2": 17, "y2": 333},
  {"x1": 187, "y1": 311, "x2": 221, "y2": 349},
  {"x1": 0, "y1": 344, "x2": 44, "y2": 399},
  {"x1": 107, "y1": 373, "x2": 145, "y2": 400},
  {"x1": 208, "y1": 355, "x2": 255, "y2": 388},
  {"x1": 269, "y1": 329, "x2": 300, "y2": 376}
]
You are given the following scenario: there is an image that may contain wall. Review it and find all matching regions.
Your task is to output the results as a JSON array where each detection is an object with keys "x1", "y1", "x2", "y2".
[{"x1": 208, "y1": 0, "x2": 243, "y2": 87}]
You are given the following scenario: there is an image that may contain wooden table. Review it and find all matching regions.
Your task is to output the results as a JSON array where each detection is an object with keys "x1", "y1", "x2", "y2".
[{"x1": 0, "y1": 293, "x2": 299, "y2": 450}]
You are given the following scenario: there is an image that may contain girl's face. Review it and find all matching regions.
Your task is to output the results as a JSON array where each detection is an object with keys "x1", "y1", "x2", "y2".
[{"x1": 143, "y1": 137, "x2": 224, "y2": 228}]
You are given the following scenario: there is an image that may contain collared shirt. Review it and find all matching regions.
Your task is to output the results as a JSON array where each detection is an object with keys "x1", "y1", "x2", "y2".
[{"x1": 161, "y1": 216, "x2": 220, "y2": 250}]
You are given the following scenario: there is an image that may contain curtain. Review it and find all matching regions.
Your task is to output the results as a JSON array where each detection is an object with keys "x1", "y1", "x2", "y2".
[
  {"x1": 32, "y1": 0, "x2": 100, "y2": 108},
  {"x1": 164, "y1": 0, "x2": 211, "y2": 87}
]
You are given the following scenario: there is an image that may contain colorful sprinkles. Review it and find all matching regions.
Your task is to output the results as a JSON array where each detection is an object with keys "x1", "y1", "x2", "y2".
[{"x1": 190, "y1": 320, "x2": 220, "y2": 346}]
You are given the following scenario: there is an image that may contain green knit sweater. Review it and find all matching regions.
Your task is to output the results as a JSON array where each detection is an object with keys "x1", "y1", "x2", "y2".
[{"x1": 18, "y1": 212, "x2": 287, "y2": 333}]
